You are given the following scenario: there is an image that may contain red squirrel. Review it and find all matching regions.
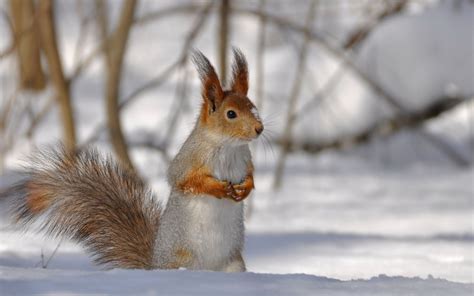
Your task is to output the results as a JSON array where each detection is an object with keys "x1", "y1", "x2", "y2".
[{"x1": 2, "y1": 48, "x2": 263, "y2": 272}]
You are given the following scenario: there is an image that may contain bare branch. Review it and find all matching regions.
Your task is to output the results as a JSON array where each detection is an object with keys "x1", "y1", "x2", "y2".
[
  {"x1": 100, "y1": 0, "x2": 137, "y2": 171},
  {"x1": 38, "y1": 0, "x2": 77, "y2": 149},
  {"x1": 254, "y1": 0, "x2": 266, "y2": 111},
  {"x1": 69, "y1": 2, "x2": 207, "y2": 83},
  {"x1": 273, "y1": 0, "x2": 318, "y2": 190},
  {"x1": 282, "y1": 96, "x2": 472, "y2": 167},
  {"x1": 81, "y1": 1, "x2": 213, "y2": 149},
  {"x1": 218, "y1": 0, "x2": 230, "y2": 84},
  {"x1": 26, "y1": 96, "x2": 56, "y2": 138},
  {"x1": 0, "y1": 13, "x2": 15, "y2": 60},
  {"x1": 343, "y1": 0, "x2": 408, "y2": 49},
  {"x1": 247, "y1": 0, "x2": 267, "y2": 219},
  {"x1": 135, "y1": 3, "x2": 204, "y2": 26},
  {"x1": 128, "y1": 136, "x2": 170, "y2": 163}
]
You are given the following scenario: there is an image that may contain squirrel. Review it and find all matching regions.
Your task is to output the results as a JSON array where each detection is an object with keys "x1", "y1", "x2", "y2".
[{"x1": 1, "y1": 48, "x2": 264, "y2": 272}]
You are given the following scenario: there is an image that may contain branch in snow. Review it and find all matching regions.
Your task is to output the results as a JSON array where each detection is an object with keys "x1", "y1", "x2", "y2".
[
  {"x1": 343, "y1": 0, "x2": 408, "y2": 49},
  {"x1": 279, "y1": 96, "x2": 472, "y2": 167}
]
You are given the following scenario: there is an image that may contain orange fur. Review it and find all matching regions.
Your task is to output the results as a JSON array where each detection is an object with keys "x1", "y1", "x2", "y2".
[
  {"x1": 178, "y1": 166, "x2": 235, "y2": 199},
  {"x1": 178, "y1": 163, "x2": 254, "y2": 202},
  {"x1": 26, "y1": 182, "x2": 51, "y2": 214},
  {"x1": 194, "y1": 49, "x2": 262, "y2": 142},
  {"x1": 230, "y1": 48, "x2": 249, "y2": 95},
  {"x1": 200, "y1": 75, "x2": 224, "y2": 125},
  {"x1": 165, "y1": 247, "x2": 193, "y2": 269},
  {"x1": 231, "y1": 74, "x2": 248, "y2": 96},
  {"x1": 201, "y1": 92, "x2": 263, "y2": 141},
  {"x1": 174, "y1": 248, "x2": 193, "y2": 267}
]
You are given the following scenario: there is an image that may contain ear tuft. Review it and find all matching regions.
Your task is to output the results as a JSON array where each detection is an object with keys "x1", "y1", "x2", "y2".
[
  {"x1": 230, "y1": 47, "x2": 248, "y2": 95},
  {"x1": 191, "y1": 49, "x2": 224, "y2": 113},
  {"x1": 191, "y1": 49, "x2": 214, "y2": 84}
]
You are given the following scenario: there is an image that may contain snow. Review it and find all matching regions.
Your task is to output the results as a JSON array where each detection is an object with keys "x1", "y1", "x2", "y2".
[
  {"x1": 1, "y1": 158, "x2": 472, "y2": 294},
  {"x1": 292, "y1": 1, "x2": 473, "y2": 158},
  {"x1": 358, "y1": 1, "x2": 474, "y2": 110},
  {"x1": 0, "y1": 0, "x2": 473, "y2": 295},
  {"x1": 1, "y1": 267, "x2": 472, "y2": 296}
]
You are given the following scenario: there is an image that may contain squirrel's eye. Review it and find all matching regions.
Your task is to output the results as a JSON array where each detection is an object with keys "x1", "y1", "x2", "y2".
[{"x1": 227, "y1": 110, "x2": 237, "y2": 119}]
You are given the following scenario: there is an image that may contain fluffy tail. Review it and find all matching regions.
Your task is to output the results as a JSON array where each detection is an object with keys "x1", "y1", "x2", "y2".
[{"x1": 1, "y1": 146, "x2": 161, "y2": 269}]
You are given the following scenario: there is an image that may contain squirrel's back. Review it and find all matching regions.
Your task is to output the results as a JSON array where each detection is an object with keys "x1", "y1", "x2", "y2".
[{"x1": 2, "y1": 146, "x2": 161, "y2": 269}]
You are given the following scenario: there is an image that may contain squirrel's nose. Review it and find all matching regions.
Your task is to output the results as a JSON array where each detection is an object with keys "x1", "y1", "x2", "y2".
[{"x1": 255, "y1": 125, "x2": 264, "y2": 135}]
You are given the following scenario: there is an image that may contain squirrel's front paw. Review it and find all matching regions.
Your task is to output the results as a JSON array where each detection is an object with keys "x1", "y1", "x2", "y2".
[
  {"x1": 220, "y1": 181, "x2": 248, "y2": 202},
  {"x1": 223, "y1": 181, "x2": 238, "y2": 200},
  {"x1": 231, "y1": 182, "x2": 253, "y2": 202}
]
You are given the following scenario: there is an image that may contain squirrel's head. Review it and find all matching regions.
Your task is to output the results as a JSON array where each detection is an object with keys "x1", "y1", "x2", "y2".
[{"x1": 192, "y1": 48, "x2": 263, "y2": 144}]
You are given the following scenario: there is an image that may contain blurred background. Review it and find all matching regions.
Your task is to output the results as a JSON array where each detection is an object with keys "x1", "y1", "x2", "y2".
[{"x1": 0, "y1": 0, "x2": 472, "y2": 283}]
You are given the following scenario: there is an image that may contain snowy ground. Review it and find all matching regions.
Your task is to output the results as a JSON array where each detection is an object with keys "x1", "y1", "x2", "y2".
[
  {"x1": 1, "y1": 268, "x2": 472, "y2": 296},
  {"x1": 0, "y1": 155, "x2": 473, "y2": 294}
]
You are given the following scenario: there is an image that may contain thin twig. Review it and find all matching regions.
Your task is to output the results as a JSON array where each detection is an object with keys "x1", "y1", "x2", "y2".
[
  {"x1": 71, "y1": 0, "x2": 94, "y2": 72},
  {"x1": 254, "y1": 0, "x2": 266, "y2": 111},
  {"x1": 247, "y1": 0, "x2": 267, "y2": 220},
  {"x1": 159, "y1": 1, "x2": 214, "y2": 152},
  {"x1": 80, "y1": 1, "x2": 214, "y2": 149},
  {"x1": 26, "y1": 96, "x2": 56, "y2": 138},
  {"x1": 129, "y1": 137, "x2": 170, "y2": 162},
  {"x1": 43, "y1": 241, "x2": 62, "y2": 268},
  {"x1": 135, "y1": 3, "x2": 204, "y2": 26},
  {"x1": 343, "y1": 0, "x2": 408, "y2": 49},
  {"x1": 233, "y1": 6, "x2": 406, "y2": 112},
  {"x1": 273, "y1": 0, "x2": 318, "y2": 189},
  {"x1": 120, "y1": 0, "x2": 213, "y2": 110},
  {"x1": 69, "y1": 3, "x2": 206, "y2": 83},
  {"x1": 0, "y1": 8, "x2": 15, "y2": 60}
]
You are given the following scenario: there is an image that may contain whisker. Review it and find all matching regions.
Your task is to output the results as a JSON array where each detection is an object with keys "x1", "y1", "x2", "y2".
[
  {"x1": 260, "y1": 132, "x2": 276, "y2": 160},
  {"x1": 263, "y1": 110, "x2": 283, "y2": 121},
  {"x1": 263, "y1": 128, "x2": 276, "y2": 139}
]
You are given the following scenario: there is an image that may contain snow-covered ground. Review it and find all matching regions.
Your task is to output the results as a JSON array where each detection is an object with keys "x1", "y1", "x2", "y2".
[
  {"x1": 1, "y1": 154, "x2": 472, "y2": 294},
  {"x1": 1, "y1": 267, "x2": 472, "y2": 296},
  {"x1": 0, "y1": 0, "x2": 473, "y2": 295}
]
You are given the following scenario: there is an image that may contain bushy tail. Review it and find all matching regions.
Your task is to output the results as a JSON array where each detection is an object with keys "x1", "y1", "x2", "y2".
[{"x1": 1, "y1": 146, "x2": 161, "y2": 269}]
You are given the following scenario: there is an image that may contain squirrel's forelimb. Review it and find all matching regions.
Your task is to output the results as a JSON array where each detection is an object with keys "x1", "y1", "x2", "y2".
[
  {"x1": 232, "y1": 173, "x2": 254, "y2": 201},
  {"x1": 177, "y1": 166, "x2": 237, "y2": 200},
  {"x1": 177, "y1": 163, "x2": 254, "y2": 202}
]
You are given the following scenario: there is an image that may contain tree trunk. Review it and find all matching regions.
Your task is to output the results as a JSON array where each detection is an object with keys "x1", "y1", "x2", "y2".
[
  {"x1": 38, "y1": 0, "x2": 76, "y2": 150},
  {"x1": 103, "y1": 0, "x2": 137, "y2": 171},
  {"x1": 9, "y1": 0, "x2": 46, "y2": 90},
  {"x1": 218, "y1": 0, "x2": 230, "y2": 84}
]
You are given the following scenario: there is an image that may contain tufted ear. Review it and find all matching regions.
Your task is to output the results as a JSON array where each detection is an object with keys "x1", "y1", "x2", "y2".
[
  {"x1": 191, "y1": 50, "x2": 224, "y2": 113},
  {"x1": 230, "y1": 48, "x2": 248, "y2": 96}
]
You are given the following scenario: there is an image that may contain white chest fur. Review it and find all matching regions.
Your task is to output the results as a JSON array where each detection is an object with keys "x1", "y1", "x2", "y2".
[
  {"x1": 184, "y1": 144, "x2": 249, "y2": 270},
  {"x1": 212, "y1": 144, "x2": 250, "y2": 184},
  {"x1": 185, "y1": 197, "x2": 243, "y2": 270}
]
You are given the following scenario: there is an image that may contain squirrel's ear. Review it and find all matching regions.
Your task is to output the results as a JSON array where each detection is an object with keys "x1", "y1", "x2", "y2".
[
  {"x1": 191, "y1": 50, "x2": 224, "y2": 113},
  {"x1": 230, "y1": 48, "x2": 248, "y2": 96}
]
